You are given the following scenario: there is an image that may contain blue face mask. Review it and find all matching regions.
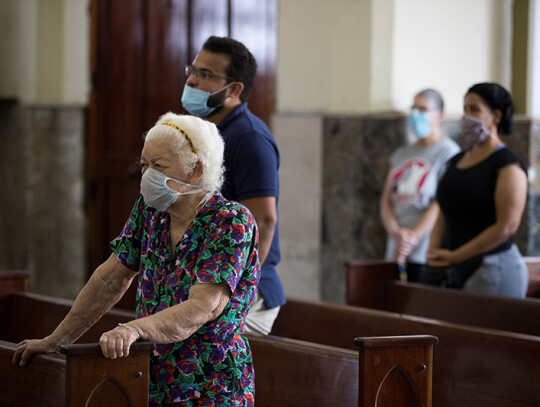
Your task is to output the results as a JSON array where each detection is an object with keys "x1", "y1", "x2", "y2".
[
  {"x1": 181, "y1": 84, "x2": 232, "y2": 117},
  {"x1": 140, "y1": 168, "x2": 202, "y2": 212},
  {"x1": 407, "y1": 110, "x2": 432, "y2": 139}
]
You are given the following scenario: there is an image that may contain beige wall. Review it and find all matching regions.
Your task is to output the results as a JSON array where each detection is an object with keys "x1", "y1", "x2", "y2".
[
  {"x1": 277, "y1": 0, "x2": 513, "y2": 115},
  {"x1": 0, "y1": 0, "x2": 524, "y2": 110},
  {"x1": 277, "y1": 0, "x2": 373, "y2": 113},
  {"x1": 0, "y1": 0, "x2": 89, "y2": 104},
  {"x1": 392, "y1": 0, "x2": 511, "y2": 114},
  {"x1": 530, "y1": 0, "x2": 540, "y2": 117}
]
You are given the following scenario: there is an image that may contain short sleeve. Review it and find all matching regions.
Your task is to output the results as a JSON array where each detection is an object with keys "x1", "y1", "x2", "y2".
[
  {"x1": 191, "y1": 204, "x2": 258, "y2": 292},
  {"x1": 110, "y1": 196, "x2": 144, "y2": 271},
  {"x1": 227, "y1": 131, "x2": 279, "y2": 200},
  {"x1": 494, "y1": 148, "x2": 527, "y2": 174},
  {"x1": 389, "y1": 146, "x2": 404, "y2": 168},
  {"x1": 436, "y1": 140, "x2": 461, "y2": 180}
]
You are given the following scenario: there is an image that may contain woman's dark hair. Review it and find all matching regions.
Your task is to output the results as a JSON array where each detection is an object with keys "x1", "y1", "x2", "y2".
[
  {"x1": 466, "y1": 82, "x2": 514, "y2": 134},
  {"x1": 416, "y1": 88, "x2": 444, "y2": 113},
  {"x1": 202, "y1": 36, "x2": 257, "y2": 103}
]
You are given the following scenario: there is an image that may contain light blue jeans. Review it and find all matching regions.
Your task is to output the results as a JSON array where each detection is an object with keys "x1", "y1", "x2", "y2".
[{"x1": 464, "y1": 244, "x2": 528, "y2": 298}]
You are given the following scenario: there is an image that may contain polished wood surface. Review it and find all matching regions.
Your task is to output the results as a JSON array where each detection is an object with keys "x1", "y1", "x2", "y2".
[
  {"x1": 0, "y1": 340, "x2": 65, "y2": 407},
  {"x1": 355, "y1": 335, "x2": 437, "y2": 407},
  {"x1": 1, "y1": 340, "x2": 153, "y2": 407},
  {"x1": 62, "y1": 342, "x2": 153, "y2": 407},
  {"x1": 248, "y1": 334, "x2": 359, "y2": 407},
  {"x1": 0, "y1": 270, "x2": 29, "y2": 296},
  {"x1": 271, "y1": 297, "x2": 540, "y2": 407},
  {"x1": 525, "y1": 256, "x2": 540, "y2": 296},
  {"x1": 346, "y1": 259, "x2": 540, "y2": 336}
]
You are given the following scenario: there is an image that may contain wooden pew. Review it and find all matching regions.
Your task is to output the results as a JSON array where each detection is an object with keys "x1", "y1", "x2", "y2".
[
  {"x1": 271, "y1": 296, "x2": 540, "y2": 407},
  {"x1": 0, "y1": 340, "x2": 154, "y2": 407},
  {"x1": 0, "y1": 271, "x2": 437, "y2": 407},
  {"x1": 345, "y1": 259, "x2": 540, "y2": 336},
  {"x1": 525, "y1": 256, "x2": 540, "y2": 297},
  {"x1": 248, "y1": 333, "x2": 437, "y2": 407}
]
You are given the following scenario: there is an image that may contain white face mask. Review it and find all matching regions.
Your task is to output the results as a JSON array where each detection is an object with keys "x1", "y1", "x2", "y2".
[{"x1": 140, "y1": 168, "x2": 202, "y2": 211}]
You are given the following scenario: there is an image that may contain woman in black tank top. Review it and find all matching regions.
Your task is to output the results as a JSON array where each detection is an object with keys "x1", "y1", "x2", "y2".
[{"x1": 425, "y1": 83, "x2": 528, "y2": 298}]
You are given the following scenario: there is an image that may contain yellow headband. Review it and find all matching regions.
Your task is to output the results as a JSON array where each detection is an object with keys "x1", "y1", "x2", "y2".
[{"x1": 161, "y1": 123, "x2": 196, "y2": 154}]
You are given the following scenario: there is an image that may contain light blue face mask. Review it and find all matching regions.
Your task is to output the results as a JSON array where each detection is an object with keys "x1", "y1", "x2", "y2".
[
  {"x1": 140, "y1": 168, "x2": 202, "y2": 212},
  {"x1": 407, "y1": 110, "x2": 432, "y2": 139},
  {"x1": 181, "y1": 83, "x2": 233, "y2": 117}
]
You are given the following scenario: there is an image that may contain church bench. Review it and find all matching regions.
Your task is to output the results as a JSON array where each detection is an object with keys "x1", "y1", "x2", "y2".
[
  {"x1": 345, "y1": 259, "x2": 540, "y2": 336},
  {"x1": 0, "y1": 271, "x2": 437, "y2": 407},
  {"x1": 525, "y1": 256, "x2": 540, "y2": 297},
  {"x1": 0, "y1": 339, "x2": 154, "y2": 407},
  {"x1": 271, "y1": 296, "x2": 540, "y2": 407},
  {"x1": 248, "y1": 333, "x2": 436, "y2": 407}
]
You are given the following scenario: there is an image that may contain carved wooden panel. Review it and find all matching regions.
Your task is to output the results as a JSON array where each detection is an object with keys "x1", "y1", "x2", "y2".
[{"x1": 355, "y1": 336, "x2": 436, "y2": 407}]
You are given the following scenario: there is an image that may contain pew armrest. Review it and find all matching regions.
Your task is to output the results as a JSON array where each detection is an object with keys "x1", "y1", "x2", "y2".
[
  {"x1": 60, "y1": 341, "x2": 154, "y2": 407},
  {"x1": 0, "y1": 340, "x2": 154, "y2": 407},
  {"x1": 355, "y1": 335, "x2": 438, "y2": 407}
]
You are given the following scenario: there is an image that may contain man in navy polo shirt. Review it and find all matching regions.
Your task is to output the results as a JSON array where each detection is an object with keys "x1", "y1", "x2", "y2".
[{"x1": 180, "y1": 36, "x2": 284, "y2": 334}]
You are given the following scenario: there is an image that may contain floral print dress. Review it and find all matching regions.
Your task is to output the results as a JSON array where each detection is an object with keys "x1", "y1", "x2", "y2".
[{"x1": 110, "y1": 191, "x2": 260, "y2": 406}]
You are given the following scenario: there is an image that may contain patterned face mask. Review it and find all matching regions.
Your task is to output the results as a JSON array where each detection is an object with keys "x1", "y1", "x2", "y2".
[
  {"x1": 460, "y1": 115, "x2": 491, "y2": 145},
  {"x1": 140, "y1": 168, "x2": 202, "y2": 212}
]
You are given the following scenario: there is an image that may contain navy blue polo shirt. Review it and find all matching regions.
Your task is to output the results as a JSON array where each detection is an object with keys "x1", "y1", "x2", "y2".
[{"x1": 218, "y1": 103, "x2": 285, "y2": 309}]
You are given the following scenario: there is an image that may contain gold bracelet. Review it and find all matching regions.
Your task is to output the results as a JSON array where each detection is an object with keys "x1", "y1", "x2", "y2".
[{"x1": 118, "y1": 323, "x2": 141, "y2": 339}]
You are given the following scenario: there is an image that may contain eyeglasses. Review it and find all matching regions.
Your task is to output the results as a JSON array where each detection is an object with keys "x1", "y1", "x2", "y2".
[{"x1": 185, "y1": 65, "x2": 235, "y2": 82}]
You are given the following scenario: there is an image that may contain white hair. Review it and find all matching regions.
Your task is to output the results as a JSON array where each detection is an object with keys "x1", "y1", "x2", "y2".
[{"x1": 145, "y1": 112, "x2": 225, "y2": 193}]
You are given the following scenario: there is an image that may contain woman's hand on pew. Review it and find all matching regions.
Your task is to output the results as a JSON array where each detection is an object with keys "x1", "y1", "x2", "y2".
[
  {"x1": 99, "y1": 324, "x2": 140, "y2": 359},
  {"x1": 12, "y1": 337, "x2": 60, "y2": 366},
  {"x1": 426, "y1": 248, "x2": 454, "y2": 267}
]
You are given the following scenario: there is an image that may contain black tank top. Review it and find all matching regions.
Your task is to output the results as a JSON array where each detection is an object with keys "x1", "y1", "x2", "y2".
[{"x1": 436, "y1": 146, "x2": 526, "y2": 254}]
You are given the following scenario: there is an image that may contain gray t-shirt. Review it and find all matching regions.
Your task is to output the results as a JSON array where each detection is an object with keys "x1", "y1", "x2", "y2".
[{"x1": 385, "y1": 137, "x2": 460, "y2": 263}]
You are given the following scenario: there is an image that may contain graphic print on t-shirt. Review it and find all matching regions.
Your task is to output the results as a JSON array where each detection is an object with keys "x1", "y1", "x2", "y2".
[{"x1": 390, "y1": 158, "x2": 431, "y2": 207}]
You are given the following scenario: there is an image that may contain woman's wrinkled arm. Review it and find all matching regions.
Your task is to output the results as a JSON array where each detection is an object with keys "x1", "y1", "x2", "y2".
[
  {"x1": 13, "y1": 254, "x2": 137, "y2": 365},
  {"x1": 99, "y1": 283, "x2": 231, "y2": 359}
]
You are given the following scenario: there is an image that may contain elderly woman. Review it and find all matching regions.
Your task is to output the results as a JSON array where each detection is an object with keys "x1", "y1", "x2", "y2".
[
  {"x1": 13, "y1": 113, "x2": 260, "y2": 406},
  {"x1": 427, "y1": 83, "x2": 528, "y2": 297}
]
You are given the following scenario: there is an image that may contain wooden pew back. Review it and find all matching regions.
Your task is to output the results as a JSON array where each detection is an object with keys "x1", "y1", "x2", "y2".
[
  {"x1": 1, "y1": 292, "x2": 135, "y2": 344},
  {"x1": 525, "y1": 256, "x2": 540, "y2": 297},
  {"x1": 0, "y1": 272, "x2": 436, "y2": 407},
  {"x1": 271, "y1": 297, "x2": 540, "y2": 407},
  {"x1": 0, "y1": 340, "x2": 65, "y2": 407},
  {"x1": 0, "y1": 340, "x2": 153, "y2": 407},
  {"x1": 247, "y1": 334, "x2": 359, "y2": 407},
  {"x1": 345, "y1": 260, "x2": 540, "y2": 336}
]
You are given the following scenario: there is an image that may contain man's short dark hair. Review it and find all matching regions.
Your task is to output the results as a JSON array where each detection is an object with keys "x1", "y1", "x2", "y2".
[{"x1": 202, "y1": 36, "x2": 257, "y2": 102}]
